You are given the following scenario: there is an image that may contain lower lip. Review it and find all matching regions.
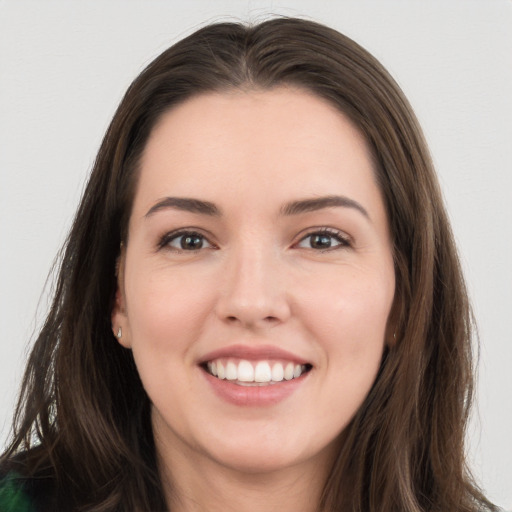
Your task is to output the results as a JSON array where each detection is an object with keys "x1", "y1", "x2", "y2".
[{"x1": 202, "y1": 368, "x2": 308, "y2": 406}]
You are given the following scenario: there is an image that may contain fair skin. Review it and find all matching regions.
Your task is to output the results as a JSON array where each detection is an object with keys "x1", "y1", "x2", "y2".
[{"x1": 112, "y1": 87, "x2": 395, "y2": 512}]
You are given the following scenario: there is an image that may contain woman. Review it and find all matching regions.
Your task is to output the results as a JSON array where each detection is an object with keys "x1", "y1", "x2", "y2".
[{"x1": 0, "y1": 17, "x2": 499, "y2": 512}]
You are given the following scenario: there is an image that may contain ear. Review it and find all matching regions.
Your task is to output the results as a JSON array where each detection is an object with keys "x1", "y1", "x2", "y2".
[{"x1": 111, "y1": 247, "x2": 132, "y2": 349}]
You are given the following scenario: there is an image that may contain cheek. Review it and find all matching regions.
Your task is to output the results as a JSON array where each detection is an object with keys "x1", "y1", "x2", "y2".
[
  {"x1": 300, "y1": 268, "x2": 393, "y2": 391},
  {"x1": 303, "y1": 277, "x2": 392, "y2": 424},
  {"x1": 123, "y1": 270, "x2": 217, "y2": 412},
  {"x1": 125, "y1": 268, "x2": 215, "y2": 356},
  {"x1": 301, "y1": 269, "x2": 394, "y2": 339}
]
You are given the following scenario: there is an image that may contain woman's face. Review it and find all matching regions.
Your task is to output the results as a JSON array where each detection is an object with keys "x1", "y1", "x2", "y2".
[{"x1": 113, "y1": 88, "x2": 395, "y2": 475}]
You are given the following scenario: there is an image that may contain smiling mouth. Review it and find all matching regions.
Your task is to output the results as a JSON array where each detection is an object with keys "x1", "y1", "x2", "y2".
[{"x1": 202, "y1": 358, "x2": 312, "y2": 386}]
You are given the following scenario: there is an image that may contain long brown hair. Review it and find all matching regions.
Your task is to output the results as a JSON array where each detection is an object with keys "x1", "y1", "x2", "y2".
[{"x1": 1, "y1": 17, "x2": 497, "y2": 512}]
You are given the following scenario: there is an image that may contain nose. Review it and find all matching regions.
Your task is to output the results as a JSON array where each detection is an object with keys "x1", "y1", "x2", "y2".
[{"x1": 215, "y1": 244, "x2": 291, "y2": 329}]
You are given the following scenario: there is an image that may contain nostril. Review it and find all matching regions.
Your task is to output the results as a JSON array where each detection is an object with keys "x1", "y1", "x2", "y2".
[{"x1": 224, "y1": 315, "x2": 279, "y2": 325}]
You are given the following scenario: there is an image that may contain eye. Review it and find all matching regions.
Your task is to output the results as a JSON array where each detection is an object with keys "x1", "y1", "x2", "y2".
[
  {"x1": 296, "y1": 229, "x2": 351, "y2": 251},
  {"x1": 160, "y1": 230, "x2": 214, "y2": 252}
]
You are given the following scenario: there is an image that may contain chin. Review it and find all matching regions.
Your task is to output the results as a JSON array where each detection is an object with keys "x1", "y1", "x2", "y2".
[
  {"x1": 212, "y1": 446, "x2": 311, "y2": 475},
  {"x1": 201, "y1": 428, "x2": 340, "y2": 477}
]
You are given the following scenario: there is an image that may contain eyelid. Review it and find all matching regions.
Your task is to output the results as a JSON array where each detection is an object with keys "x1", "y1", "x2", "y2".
[
  {"x1": 157, "y1": 228, "x2": 217, "y2": 252},
  {"x1": 156, "y1": 226, "x2": 352, "y2": 253},
  {"x1": 294, "y1": 227, "x2": 352, "y2": 250}
]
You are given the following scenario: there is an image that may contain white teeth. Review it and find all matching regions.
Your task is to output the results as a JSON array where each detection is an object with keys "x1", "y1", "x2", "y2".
[
  {"x1": 217, "y1": 361, "x2": 226, "y2": 379},
  {"x1": 237, "y1": 360, "x2": 255, "y2": 382},
  {"x1": 271, "y1": 362, "x2": 284, "y2": 382},
  {"x1": 206, "y1": 358, "x2": 308, "y2": 384},
  {"x1": 284, "y1": 362, "x2": 295, "y2": 380},
  {"x1": 226, "y1": 361, "x2": 237, "y2": 380},
  {"x1": 254, "y1": 361, "x2": 272, "y2": 383}
]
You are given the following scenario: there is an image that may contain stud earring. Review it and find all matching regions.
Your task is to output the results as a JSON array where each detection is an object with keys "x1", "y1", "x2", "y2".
[{"x1": 116, "y1": 327, "x2": 122, "y2": 339}]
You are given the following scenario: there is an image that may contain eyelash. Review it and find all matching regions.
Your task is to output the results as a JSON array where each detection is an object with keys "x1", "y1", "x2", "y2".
[
  {"x1": 157, "y1": 227, "x2": 352, "y2": 253},
  {"x1": 157, "y1": 229, "x2": 215, "y2": 252},
  {"x1": 296, "y1": 228, "x2": 352, "y2": 251}
]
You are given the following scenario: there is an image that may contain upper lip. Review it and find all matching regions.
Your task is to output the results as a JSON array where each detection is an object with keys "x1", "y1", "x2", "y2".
[{"x1": 199, "y1": 344, "x2": 310, "y2": 365}]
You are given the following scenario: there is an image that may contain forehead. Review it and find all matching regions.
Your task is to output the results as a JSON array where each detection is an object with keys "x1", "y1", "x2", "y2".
[
  {"x1": 143, "y1": 87, "x2": 370, "y2": 163},
  {"x1": 133, "y1": 87, "x2": 382, "y2": 219}
]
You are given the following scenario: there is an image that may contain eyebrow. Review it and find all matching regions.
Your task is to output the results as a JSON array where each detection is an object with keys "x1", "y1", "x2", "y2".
[
  {"x1": 145, "y1": 197, "x2": 221, "y2": 218},
  {"x1": 144, "y1": 194, "x2": 369, "y2": 220},
  {"x1": 281, "y1": 195, "x2": 369, "y2": 219}
]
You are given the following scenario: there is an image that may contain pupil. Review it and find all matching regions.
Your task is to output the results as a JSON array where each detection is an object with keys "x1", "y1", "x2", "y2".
[
  {"x1": 181, "y1": 235, "x2": 202, "y2": 250},
  {"x1": 311, "y1": 234, "x2": 331, "y2": 249}
]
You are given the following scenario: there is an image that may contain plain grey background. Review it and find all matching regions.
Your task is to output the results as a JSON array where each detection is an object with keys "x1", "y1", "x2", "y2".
[{"x1": 1, "y1": 1, "x2": 511, "y2": 509}]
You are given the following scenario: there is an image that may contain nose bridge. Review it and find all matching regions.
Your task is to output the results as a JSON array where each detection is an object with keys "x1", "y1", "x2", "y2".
[{"x1": 216, "y1": 234, "x2": 290, "y2": 326}]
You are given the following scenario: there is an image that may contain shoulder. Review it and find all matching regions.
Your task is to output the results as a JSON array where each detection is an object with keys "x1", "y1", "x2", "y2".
[{"x1": 0, "y1": 453, "x2": 57, "y2": 512}]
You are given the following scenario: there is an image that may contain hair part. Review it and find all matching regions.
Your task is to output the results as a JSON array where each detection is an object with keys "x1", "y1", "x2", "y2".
[{"x1": 2, "y1": 17, "x2": 497, "y2": 512}]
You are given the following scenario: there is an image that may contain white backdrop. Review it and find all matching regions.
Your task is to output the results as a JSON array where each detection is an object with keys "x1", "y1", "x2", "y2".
[{"x1": 1, "y1": 1, "x2": 511, "y2": 508}]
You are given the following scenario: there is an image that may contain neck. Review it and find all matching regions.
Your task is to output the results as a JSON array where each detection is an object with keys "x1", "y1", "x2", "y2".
[{"x1": 155, "y1": 432, "x2": 334, "y2": 512}]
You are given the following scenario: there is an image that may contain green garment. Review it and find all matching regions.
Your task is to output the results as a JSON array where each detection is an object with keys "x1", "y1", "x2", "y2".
[{"x1": 0, "y1": 472, "x2": 36, "y2": 512}]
